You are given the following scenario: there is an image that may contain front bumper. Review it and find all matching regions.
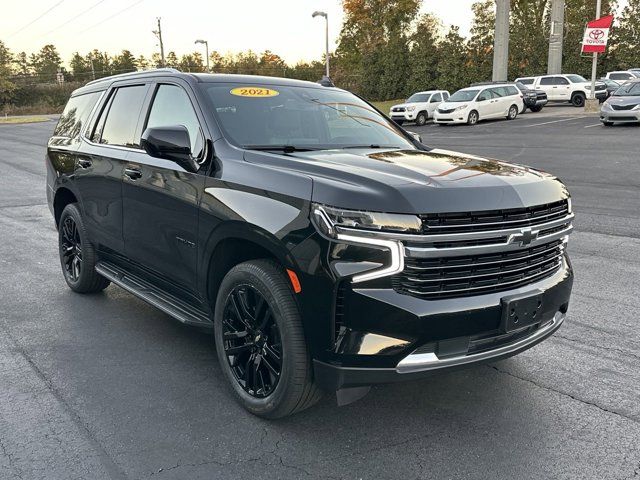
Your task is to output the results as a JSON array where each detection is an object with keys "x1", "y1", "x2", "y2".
[
  {"x1": 433, "y1": 112, "x2": 468, "y2": 124},
  {"x1": 313, "y1": 258, "x2": 573, "y2": 391},
  {"x1": 600, "y1": 110, "x2": 640, "y2": 123},
  {"x1": 390, "y1": 112, "x2": 416, "y2": 122}
]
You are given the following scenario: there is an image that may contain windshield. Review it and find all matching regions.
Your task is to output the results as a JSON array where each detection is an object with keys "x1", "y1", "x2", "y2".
[
  {"x1": 566, "y1": 75, "x2": 587, "y2": 83},
  {"x1": 201, "y1": 83, "x2": 414, "y2": 151},
  {"x1": 448, "y1": 89, "x2": 480, "y2": 102},
  {"x1": 613, "y1": 82, "x2": 640, "y2": 96},
  {"x1": 406, "y1": 93, "x2": 431, "y2": 103}
]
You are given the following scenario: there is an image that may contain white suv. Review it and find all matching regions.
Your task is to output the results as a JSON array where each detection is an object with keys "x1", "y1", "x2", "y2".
[
  {"x1": 433, "y1": 84, "x2": 523, "y2": 125},
  {"x1": 389, "y1": 90, "x2": 450, "y2": 126},
  {"x1": 516, "y1": 74, "x2": 608, "y2": 107}
]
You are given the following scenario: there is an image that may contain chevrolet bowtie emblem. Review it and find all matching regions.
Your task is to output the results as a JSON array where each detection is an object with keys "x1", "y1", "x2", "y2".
[{"x1": 508, "y1": 227, "x2": 539, "y2": 247}]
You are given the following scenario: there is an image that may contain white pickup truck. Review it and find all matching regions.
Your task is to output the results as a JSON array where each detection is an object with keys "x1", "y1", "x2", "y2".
[
  {"x1": 389, "y1": 90, "x2": 450, "y2": 126},
  {"x1": 516, "y1": 74, "x2": 607, "y2": 107}
]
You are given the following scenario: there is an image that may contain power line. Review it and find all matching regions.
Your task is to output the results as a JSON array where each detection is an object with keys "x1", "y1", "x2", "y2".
[
  {"x1": 42, "y1": 0, "x2": 108, "y2": 38},
  {"x1": 7, "y1": 0, "x2": 66, "y2": 39},
  {"x1": 78, "y1": 0, "x2": 146, "y2": 34}
]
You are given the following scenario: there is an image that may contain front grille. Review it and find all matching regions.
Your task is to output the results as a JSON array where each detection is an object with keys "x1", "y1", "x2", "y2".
[
  {"x1": 394, "y1": 239, "x2": 565, "y2": 299},
  {"x1": 611, "y1": 104, "x2": 637, "y2": 111},
  {"x1": 420, "y1": 199, "x2": 569, "y2": 235},
  {"x1": 392, "y1": 107, "x2": 406, "y2": 112},
  {"x1": 438, "y1": 108, "x2": 456, "y2": 114}
]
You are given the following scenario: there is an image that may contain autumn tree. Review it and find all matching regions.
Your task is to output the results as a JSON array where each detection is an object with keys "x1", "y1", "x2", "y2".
[
  {"x1": 467, "y1": 1, "x2": 495, "y2": 83},
  {"x1": 0, "y1": 41, "x2": 16, "y2": 105}
]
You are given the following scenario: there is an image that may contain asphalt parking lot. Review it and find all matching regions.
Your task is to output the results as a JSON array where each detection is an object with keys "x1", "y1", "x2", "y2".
[{"x1": 1, "y1": 108, "x2": 639, "y2": 480}]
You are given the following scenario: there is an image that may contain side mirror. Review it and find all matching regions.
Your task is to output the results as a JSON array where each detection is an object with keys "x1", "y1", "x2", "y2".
[
  {"x1": 141, "y1": 125, "x2": 199, "y2": 173},
  {"x1": 407, "y1": 131, "x2": 422, "y2": 143},
  {"x1": 477, "y1": 96, "x2": 488, "y2": 102}
]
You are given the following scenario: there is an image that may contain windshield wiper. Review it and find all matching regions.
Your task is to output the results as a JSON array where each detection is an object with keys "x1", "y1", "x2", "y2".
[{"x1": 244, "y1": 145, "x2": 321, "y2": 153}]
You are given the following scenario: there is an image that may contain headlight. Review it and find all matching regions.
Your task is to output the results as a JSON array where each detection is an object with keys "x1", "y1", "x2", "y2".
[
  {"x1": 567, "y1": 197, "x2": 572, "y2": 214},
  {"x1": 633, "y1": 104, "x2": 640, "y2": 111},
  {"x1": 312, "y1": 204, "x2": 421, "y2": 237},
  {"x1": 406, "y1": 106, "x2": 416, "y2": 112},
  {"x1": 312, "y1": 204, "x2": 412, "y2": 283},
  {"x1": 454, "y1": 104, "x2": 469, "y2": 111}
]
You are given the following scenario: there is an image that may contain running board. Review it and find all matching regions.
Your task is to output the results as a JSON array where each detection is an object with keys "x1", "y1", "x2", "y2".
[{"x1": 95, "y1": 261, "x2": 212, "y2": 328}]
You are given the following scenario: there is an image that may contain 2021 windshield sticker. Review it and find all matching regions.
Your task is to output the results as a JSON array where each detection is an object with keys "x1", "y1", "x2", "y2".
[{"x1": 230, "y1": 87, "x2": 280, "y2": 98}]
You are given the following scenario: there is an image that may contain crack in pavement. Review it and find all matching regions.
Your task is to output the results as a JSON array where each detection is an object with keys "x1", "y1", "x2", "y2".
[
  {"x1": 488, "y1": 364, "x2": 640, "y2": 425},
  {"x1": 554, "y1": 332, "x2": 640, "y2": 362}
]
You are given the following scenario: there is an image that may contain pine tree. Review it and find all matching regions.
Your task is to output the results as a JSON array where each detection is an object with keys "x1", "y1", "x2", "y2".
[
  {"x1": 406, "y1": 14, "x2": 442, "y2": 94},
  {"x1": 437, "y1": 26, "x2": 469, "y2": 92}
]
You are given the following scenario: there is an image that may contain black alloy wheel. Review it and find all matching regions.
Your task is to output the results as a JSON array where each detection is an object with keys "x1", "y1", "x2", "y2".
[
  {"x1": 57, "y1": 203, "x2": 110, "y2": 293},
  {"x1": 61, "y1": 216, "x2": 82, "y2": 282},
  {"x1": 572, "y1": 93, "x2": 586, "y2": 108},
  {"x1": 221, "y1": 284, "x2": 282, "y2": 398},
  {"x1": 214, "y1": 260, "x2": 321, "y2": 418}
]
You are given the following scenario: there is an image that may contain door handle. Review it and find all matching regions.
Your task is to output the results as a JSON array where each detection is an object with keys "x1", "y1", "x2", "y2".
[
  {"x1": 124, "y1": 167, "x2": 142, "y2": 180},
  {"x1": 77, "y1": 158, "x2": 92, "y2": 169}
]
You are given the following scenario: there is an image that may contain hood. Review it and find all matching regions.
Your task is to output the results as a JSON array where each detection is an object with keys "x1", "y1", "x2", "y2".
[
  {"x1": 437, "y1": 102, "x2": 466, "y2": 110},
  {"x1": 390, "y1": 103, "x2": 411, "y2": 110},
  {"x1": 606, "y1": 95, "x2": 640, "y2": 106},
  {"x1": 244, "y1": 148, "x2": 569, "y2": 214}
]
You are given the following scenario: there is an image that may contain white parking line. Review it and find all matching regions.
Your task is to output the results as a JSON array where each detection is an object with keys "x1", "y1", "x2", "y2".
[
  {"x1": 524, "y1": 117, "x2": 583, "y2": 128},
  {"x1": 584, "y1": 123, "x2": 602, "y2": 128}
]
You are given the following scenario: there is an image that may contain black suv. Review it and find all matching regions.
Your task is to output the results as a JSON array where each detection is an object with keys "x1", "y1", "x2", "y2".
[
  {"x1": 47, "y1": 69, "x2": 574, "y2": 418},
  {"x1": 472, "y1": 81, "x2": 548, "y2": 112}
]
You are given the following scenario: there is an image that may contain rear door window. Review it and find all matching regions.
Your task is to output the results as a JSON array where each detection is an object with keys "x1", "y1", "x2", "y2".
[
  {"x1": 555, "y1": 77, "x2": 570, "y2": 85},
  {"x1": 93, "y1": 85, "x2": 149, "y2": 148},
  {"x1": 54, "y1": 91, "x2": 102, "y2": 139}
]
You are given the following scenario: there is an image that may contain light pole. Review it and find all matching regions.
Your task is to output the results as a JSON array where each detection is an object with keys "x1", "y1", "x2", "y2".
[
  {"x1": 195, "y1": 39, "x2": 209, "y2": 72},
  {"x1": 312, "y1": 11, "x2": 329, "y2": 79}
]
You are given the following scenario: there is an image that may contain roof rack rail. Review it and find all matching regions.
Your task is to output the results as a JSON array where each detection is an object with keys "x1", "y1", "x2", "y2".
[{"x1": 85, "y1": 68, "x2": 181, "y2": 86}]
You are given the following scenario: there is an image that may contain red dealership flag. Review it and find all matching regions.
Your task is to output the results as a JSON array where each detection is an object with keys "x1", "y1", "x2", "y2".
[{"x1": 582, "y1": 15, "x2": 614, "y2": 54}]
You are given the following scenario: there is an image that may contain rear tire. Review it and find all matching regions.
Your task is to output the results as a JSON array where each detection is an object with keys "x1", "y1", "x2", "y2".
[
  {"x1": 415, "y1": 111, "x2": 428, "y2": 126},
  {"x1": 213, "y1": 260, "x2": 322, "y2": 419},
  {"x1": 58, "y1": 203, "x2": 110, "y2": 293},
  {"x1": 467, "y1": 110, "x2": 479, "y2": 125},
  {"x1": 507, "y1": 105, "x2": 519, "y2": 120},
  {"x1": 572, "y1": 93, "x2": 586, "y2": 108}
]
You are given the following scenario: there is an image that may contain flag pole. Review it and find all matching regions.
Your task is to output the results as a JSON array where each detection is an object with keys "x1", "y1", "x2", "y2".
[{"x1": 589, "y1": 0, "x2": 602, "y2": 100}]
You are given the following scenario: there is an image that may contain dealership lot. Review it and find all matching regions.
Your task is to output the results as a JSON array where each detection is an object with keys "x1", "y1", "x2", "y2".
[{"x1": 1, "y1": 112, "x2": 639, "y2": 479}]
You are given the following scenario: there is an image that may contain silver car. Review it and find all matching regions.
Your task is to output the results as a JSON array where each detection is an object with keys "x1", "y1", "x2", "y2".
[{"x1": 600, "y1": 79, "x2": 640, "y2": 126}]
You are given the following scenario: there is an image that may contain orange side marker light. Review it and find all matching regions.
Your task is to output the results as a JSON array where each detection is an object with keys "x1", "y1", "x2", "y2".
[{"x1": 286, "y1": 269, "x2": 302, "y2": 294}]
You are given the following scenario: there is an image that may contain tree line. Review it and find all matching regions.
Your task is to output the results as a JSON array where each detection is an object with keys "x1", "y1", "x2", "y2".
[{"x1": 1, "y1": 0, "x2": 639, "y2": 113}]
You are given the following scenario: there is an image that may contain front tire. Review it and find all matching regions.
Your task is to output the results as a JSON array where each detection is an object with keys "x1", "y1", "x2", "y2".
[
  {"x1": 415, "y1": 111, "x2": 428, "y2": 126},
  {"x1": 572, "y1": 93, "x2": 586, "y2": 108},
  {"x1": 467, "y1": 110, "x2": 479, "y2": 125},
  {"x1": 530, "y1": 105, "x2": 543, "y2": 113},
  {"x1": 214, "y1": 260, "x2": 322, "y2": 418},
  {"x1": 602, "y1": 120, "x2": 614, "y2": 127},
  {"x1": 58, "y1": 203, "x2": 110, "y2": 293}
]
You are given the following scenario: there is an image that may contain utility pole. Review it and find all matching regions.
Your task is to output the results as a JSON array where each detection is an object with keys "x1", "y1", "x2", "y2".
[
  {"x1": 492, "y1": 0, "x2": 510, "y2": 82},
  {"x1": 153, "y1": 18, "x2": 166, "y2": 67},
  {"x1": 589, "y1": 0, "x2": 602, "y2": 100},
  {"x1": 547, "y1": 0, "x2": 565, "y2": 74}
]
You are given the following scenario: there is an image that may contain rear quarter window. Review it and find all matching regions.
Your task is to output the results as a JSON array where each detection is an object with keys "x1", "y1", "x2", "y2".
[{"x1": 54, "y1": 91, "x2": 102, "y2": 139}]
